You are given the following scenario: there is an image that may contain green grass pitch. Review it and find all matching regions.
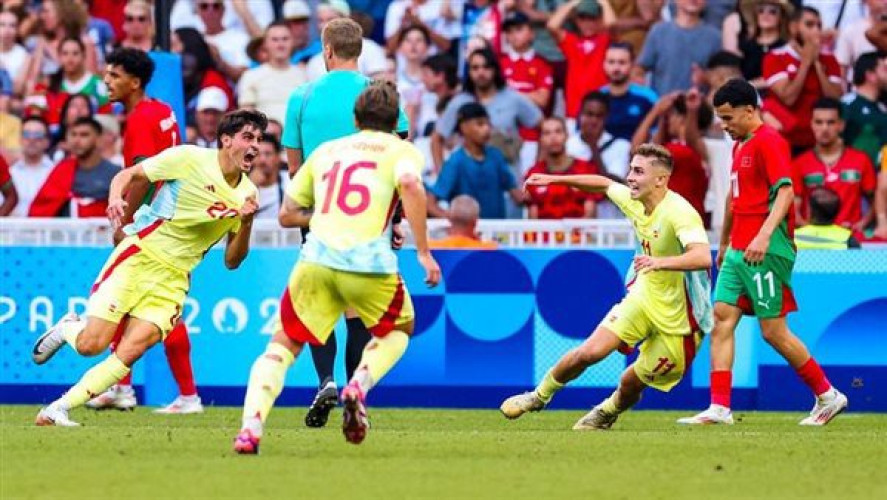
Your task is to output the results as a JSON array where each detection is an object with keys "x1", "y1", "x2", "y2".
[{"x1": 2, "y1": 406, "x2": 885, "y2": 499}]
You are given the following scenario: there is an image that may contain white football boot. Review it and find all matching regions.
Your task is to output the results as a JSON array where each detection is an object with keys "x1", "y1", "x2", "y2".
[
  {"x1": 799, "y1": 389, "x2": 848, "y2": 426},
  {"x1": 573, "y1": 404, "x2": 619, "y2": 430},
  {"x1": 154, "y1": 395, "x2": 204, "y2": 414},
  {"x1": 85, "y1": 385, "x2": 137, "y2": 410},
  {"x1": 32, "y1": 313, "x2": 79, "y2": 365},
  {"x1": 500, "y1": 391, "x2": 546, "y2": 419},
  {"x1": 676, "y1": 404, "x2": 735, "y2": 425},
  {"x1": 35, "y1": 404, "x2": 80, "y2": 427}
]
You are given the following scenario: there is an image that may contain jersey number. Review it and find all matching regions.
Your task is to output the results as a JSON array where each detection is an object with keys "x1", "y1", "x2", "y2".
[
  {"x1": 206, "y1": 201, "x2": 238, "y2": 219},
  {"x1": 730, "y1": 172, "x2": 739, "y2": 198},
  {"x1": 641, "y1": 239, "x2": 652, "y2": 256},
  {"x1": 321, "y1": 161, "x2": 377, "y2": 215},
  {"x1": 752, "y1": 271, "x2": 776, "y2": 299}
]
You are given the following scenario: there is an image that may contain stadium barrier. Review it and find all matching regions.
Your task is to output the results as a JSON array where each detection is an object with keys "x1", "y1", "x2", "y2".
[{"x1": 2, "y1": 218, "x2": 884, "y2": 412}]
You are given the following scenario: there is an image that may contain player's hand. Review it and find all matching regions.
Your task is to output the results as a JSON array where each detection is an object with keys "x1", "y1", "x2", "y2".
[
  {"x1": 744, "y1": 232, "x2": 770, "y2": 265},
  {"x1": 851, "y1": 219, "x2": 868, "y2": 234},
  {"x1": 418, "y1": 251, "x2": 441, "y2": 288},
  {"x1": 633, "y1": 255, "x2": 663, "y2": 273},
  {"x1": 240, "y1": 196, "x2": 258, "y2": 220},
  {"x1": 106, "y1": 198, "x2": 128, "y2": 230},
  {"x1": 391, "y1": 223, "x2": 405, "y2": 250},
  {"x1": 524, "y1": 173, "x2": 553, "y2": 188},
  {"x1": 685, "y1": 88, "x2": 703, "y2": 111},
  {"x1": 716, "y1": 244, "x2": 727, "y2": 269}
]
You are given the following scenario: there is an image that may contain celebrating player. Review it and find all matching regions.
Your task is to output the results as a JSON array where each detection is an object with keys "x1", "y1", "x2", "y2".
[
  {"x1": 501, "y1": 144, "x2": 713, "y2": 430},
  {"x1": 233, "y1": 80, "x2": 440, "y2": 453},
  {"x1": 84, "y1": 47, "x2": 202, "y2": 414},
  {"x1": 31, "y1": 109, "x2": 266, "y2": 427},
  {"x1": 678, "y1": 79, "x2": 848, "y2": 426}
]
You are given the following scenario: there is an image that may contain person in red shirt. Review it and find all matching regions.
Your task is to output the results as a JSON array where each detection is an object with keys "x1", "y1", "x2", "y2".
[
  {"x1": 679, "y1": 78, "x2": 846, "y2": 427},
  {"x1": 762, "y1": 7, "x2": 843, "y2": 152},
  {"x1": 500, "y1": 11, "x2": 554, "y2": 174},
  {"x1": 525, "y1": 117, "x2": 598, "y2": 219},
  {"x1": 547, "y1": 0, "x2": 615, "y2": 124},
  {"x1": 0, "y1": 155, "x2": 17, "y2": 216},
  {"x1": 792, "y1": 98, "x2": 877, "y2": 231},
  {"x1": 89, "y1": 47, "x2": 202, "y2": 415}
]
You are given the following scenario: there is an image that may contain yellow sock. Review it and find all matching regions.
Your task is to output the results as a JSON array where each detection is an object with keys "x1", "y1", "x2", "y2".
[
  {"x1": 351, "y1": 331, "x2": 409, "y2": 393},
  {"x1": 61, "y1": 317, "x2": 87, "y2": 347},
  {"x1": 535, "y1": 369, "x2": 565, "y2": 403},
  {"x1": 242, "y1": 342, "x2": 294, "y2": 430},
  {"x1": 59, "y1": 355, "x2": 130, "y2": 409},
  {"x1": 600, "y1": 391, "x2": 621, "y2": 414}
]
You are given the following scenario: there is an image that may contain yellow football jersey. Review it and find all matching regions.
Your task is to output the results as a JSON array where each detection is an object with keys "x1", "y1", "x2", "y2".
[
  {"x1": 125, "y1": 145, "x2": 257, "y2": 272},
  {"x1": 607, "y1": 183, "x2": 713, "y2": 335},
  {"x1": 288, "y1": 130, "x2": 424, "y2": 273}
]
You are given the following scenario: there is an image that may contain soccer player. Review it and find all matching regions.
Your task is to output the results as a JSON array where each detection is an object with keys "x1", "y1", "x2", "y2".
[
  {"x1": 501, "y1": 143, "x2": 713, "y2": 430},
  {"x1": 678, "y1": 79, "x2": 848, "y2": 426},
  {"x1": 233, "y1": 81, "x2": 440, "y2": 453},
  {"x1": 86, "y1": 48, "x2": 202, "y2": 414},
  {"x1": 31, "y1": 109, "x2": 266, "y2": 427}
]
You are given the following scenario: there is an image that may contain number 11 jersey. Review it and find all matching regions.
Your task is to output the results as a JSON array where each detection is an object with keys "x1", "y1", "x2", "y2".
[{"x1": 288, "y1": 130, "x2": 424, "y2": 274}]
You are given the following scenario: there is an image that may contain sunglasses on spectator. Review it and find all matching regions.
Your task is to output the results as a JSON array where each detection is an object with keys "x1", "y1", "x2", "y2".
[
  {"x1": 125, "y1": 15, "x2": 148, "y2": 23},
  {"x1": 198, "y1": 2, "x2": 222, "y2": 11},
  {"x1": 23, "y1": 131, "x2": 47, "y2": 139},
  {"x1": 756, "y1": 4, "x2": 781, "y2": 16}
]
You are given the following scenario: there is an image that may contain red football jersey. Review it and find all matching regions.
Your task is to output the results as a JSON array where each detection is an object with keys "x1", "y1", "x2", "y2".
[
  {"x1": 791, "y1": 147, "x2": 876, "y2": 227},
  {"x1": 122, "y1": 98, "x2": 179, "y2": 168},
  {"x1": 559, "y1": 31, "x2": 609, "y2": 119},
  {"x1": 729, "y1": 125, "x2": 795, "y2": 252},
  {"x1": 524, "y1": 159, "x2": 599, "y2": 219},
  {"x1": 500, "y1": 51, "x2": 553, "y2": 142},
  {"x1": 664, "y1": 142, "x2": 708, "y2": 219},
  {"x1": 0, "y1": 155, "x2": 10, "y2": 187}
]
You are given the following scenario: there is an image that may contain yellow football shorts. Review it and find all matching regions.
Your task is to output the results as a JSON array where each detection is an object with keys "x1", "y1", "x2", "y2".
[
  {"x1": 600, "y1": 296, "x2": 701, "y2": 392},
  {"x1": 277, "y1": 261, "x2": 414, "y2": 345},
  {"x1": 86, "y1": 239, "x2": 189, "y2": 338}
]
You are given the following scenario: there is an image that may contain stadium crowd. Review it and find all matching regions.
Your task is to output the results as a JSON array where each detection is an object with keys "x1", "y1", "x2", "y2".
[{"x1": 0, "y1": 0, "x2": 886, "y2": 243}]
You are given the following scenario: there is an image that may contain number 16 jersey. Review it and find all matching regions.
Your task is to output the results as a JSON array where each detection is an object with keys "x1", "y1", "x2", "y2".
[{"x1": 288, "y1": 130, "x2": 424, "y2": 274}]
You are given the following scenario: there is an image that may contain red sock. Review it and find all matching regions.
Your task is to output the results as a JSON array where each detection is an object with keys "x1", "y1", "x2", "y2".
[
  {"x1": 164, "y1": 322, "x2": 197, "y2": 396},
  {"x1": 796, "y1": 358, "x2": 832, "y2": 396},
  {"x1": 710, "y1": 371, "x2": 732, "y2": 408}
]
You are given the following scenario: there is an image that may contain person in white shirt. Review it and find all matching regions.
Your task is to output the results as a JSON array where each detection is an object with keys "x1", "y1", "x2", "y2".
[
  {"x1": 195, "y1": 0, "x2": 250, "y2": 82},
  {"x1": 249, "y1": 135, "x2": 287, "y2": 220},
  {"x1": 305, "y1": 1, "x2": 389, "y2": 81},
  {"x1": 10, "y1": 117, "x2": 55, "y2": 217},
  {"x1": 170, "y1": 0, "x2": 273, "y2": 38},
  {"x1": 566, "y1": 91, "x2": 631, "y2": 219},
  {"x1": 238, "y1": 21, "x2": 308, "y2": 124},
  {"x1": 396, "y1": 25, "x2": 432, "y2": 137},
  {"x1": 0, "y1": 11, "x2": 29, "y2": 88},
  {"x1": 191, "y1": 87, "x2": 228, "y2": 148},
  {"x1": 835, "y1": 0, "x2": 886, "y2": 79},
  {"x1": 384, "y1": 0, "x2": 462, "y2": 54}
]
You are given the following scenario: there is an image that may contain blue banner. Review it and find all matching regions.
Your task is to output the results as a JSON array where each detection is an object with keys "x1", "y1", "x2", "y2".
[{"x1": 1, "y1": 247, "x2": 885, "y2": 410}]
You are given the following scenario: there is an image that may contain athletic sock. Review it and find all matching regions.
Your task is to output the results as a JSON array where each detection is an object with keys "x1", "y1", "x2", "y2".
[
  {"x1": 796, "y1": 358, "x2": 832, "y2": 397},
  {"x1": 600, "y1": 390, "x2": 631, "y2": 415},
  {"x1": 60, "y1": 317, "x2": 87, "y2": 347},
  {"x1": 534, "y1": 369, "x2": 565, "y2": 404},
  {"x1": 58, "y1": 355, "x2": 130, "y2": 410},
  {"x1": 309, "y1": 332, "x2": 337, "y2": 387},
  {"x1": 344, "y1": 318, "x2": 371, "y2": 381},
  {"x1": 350, "y1": 330, "x2": 409, "y2": 394},
  {"x1": 164, "y1": 322, "x2": 197, "y2": 396},
  {"x1": 241, "y1": 342, "x2": 294, "y2": 433},
  {"x1": 710, "y1": 370, "x2": 732, "y2": 408}
]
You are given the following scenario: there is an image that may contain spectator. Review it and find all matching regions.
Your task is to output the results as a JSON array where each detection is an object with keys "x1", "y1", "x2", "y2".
[
  {"x1": 867, "y1": 10, "x2": 887, "y2": 51},
  {"x1": 700, "y1": 50, "x2": 745, "y2": 99},
  {"x1": 170, "y1": 0, "x2": 273, "y2": 39},
  {"x1": 600, "y1": 42, "x2": 658, "y2": 141},
  {"x1": 429, "y1": 194, "x2": 499, "y2": 249},
  {"x1": 413, "y1": 53, "x2": 458, "y2": 150},
  {"x1": 804, "y1": 0, "x2": 867, "y2": 50},
  {"x1": 566, "y1": 91, "x2": 631, "y2": 218},
  {"x1": 9, "y1": 117, "x2": 55, "y2": 217},
  {"x1": 385, "y1": 0, "x2": 461, "y2": 54},
  {"x1": 875, "y1": 144, "x2": 887, "y2": 238},
  {"x1": 548, "y1": 0, "x2": 615, "y2": 125},
  {"x1": 723, "y1": 0, "x2": 792, "y2": 87},
  {"x1": 282, "y1": 0, "x2": 316, "y2": 64},
  {"x1": 238, "y1": 21, "x2": 308, "y2": 124},
  {"x1": 39, "y1": 37, "x2": 110, "y2": 130},
  {"x1": 264, "y1": 118, "x2": 283, "y2": 143},
  {"x1": 836, "y1": 1, "x2": 886, "y2": 79},
  {"x1": 0, "y1": 155, "x2": 18, "y2": 216},
  {"x1": 172, "y1": 27, "x2": 234, "y2": 119},
  {"x1": 432, "y1": 48, "x2": 543, "y2": 173},
  {"x1": 1, "y1": 10, "x2": 29, "y2": 92},
  {"x1": 93, "y1": 113, "x2": 122, "y2": 166},
  {"x1": 638, "y1": 0, "x2": 721, "y2": 96},
  {"x1": 428, "y1": 102, "x2": 525, "y2": 219},
  {"x1": 500, "y1": 11, "x2": 554, "y2": 174},
  {"x1": 196, "y1": 0, "x2": 251, "y2": 83},
  {"x1": 762, "y1": 6, "x2": 843, "y2": 152},
  {"x1": 75, "y1": 0, "x2": 115, "y2": 62},
  {"x1": 0, "y1": 85, "x2": 21, "y2": 162},
  {"x1": 117, "y1": 0, "x2": 154, "y2": 52},
  {"x1": 841, "y1": 51, "x2": 887, "y2": 165},
  {"x1": 795, "y1": 187, "x2": 861, "y2": 248},
  {"x1": 792, "y1": 97, "x2": 876, "y2": 230},
  {"x1": 525, "y1": 116, "x2": 598, "y2": 219},
  {"x1": 396, "y1": 25, "x2": 432, "y2": 137},
  {"x1": 53, "y1": 93, "x2": 95, "y2": 158},
  {"x1": 191, "y1": 87, "x2": 227, "y2": 148},
  {"x1": 607, "y1": 0, "x2": 663, "y2": 56},
  {"x1": 516, "y1": 0, "x2": 570, "y2": 86},
  {"x1": 305, "y1": 1, "x2": 389, "y2": 81},
  {"x1": 88, "y1": 0, "x2": 126, "y2": 41},
  {"x1": 30, "y1": 116, "x2": 119, "y2": 217},
  {"x1": 249, "y1": 135, "x2": 287, "y2": 220}
]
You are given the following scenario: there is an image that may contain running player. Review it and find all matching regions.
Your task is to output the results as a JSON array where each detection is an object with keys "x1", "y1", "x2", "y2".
[
  {"x1": 31, "y1": 109, "x2": 266, "y2": 427},
  {"x1": 86, "y1": 48, "x2": 201, "y2": 414},
  {"x1": 233, "y1": 81, "x2": 439, "y2": 453},
  {"x1": 678, "y1": 79, "x2": 848, "y2": 426},
  {"x1": 501, "y1": 144, "x2": 713, "y2": 429}
]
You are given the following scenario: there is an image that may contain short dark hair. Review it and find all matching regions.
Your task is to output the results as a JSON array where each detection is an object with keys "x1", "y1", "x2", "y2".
[
  {"x1": 398, "y1": 24, "x2": 431, "y2": 47},
  {"x1": 607, "y1": 41, "x2": 634, "y2": 59},
  {"x1": 852, "y1": 51, "x2": 882, "y2": 87},
  {"x1": 580, "y1": 90, "x2": 610, "y2": 112},
  {"x1": 792, "y1": 6, "x2": 820, "y2": 22},
  {"x1": 260, "y1": 134, "x2": 281, "y2": 152},
  {"x1": 812, "y1": 97, "x2": 843, "y2": 117},
  {"x1": 265, "y1": 20, "x2": 290, "y2": 33},
  {"x1": 634, "y1": 143, "x2": 674, "y2": 172},
  {"x1": 456, "y1": 102, "x2": 489, "y2": 131},
  {"x1": 106, "y1": 48, "x2": 155, "y2": 89},
  {"x1": 712, "y1": 78, "x2": 759, "y2": 108},
  {"x1": 422, "y1": 53, "x2": 458, "y2": 89},
  {"x1": 217, "y1": 109, "x2": 268, "y2": 140},
  {"x1": 354, "y1": 79, "x2": 400, "y2": 132},
  {"x1": 22, "y1": 115, "x2": 50, "y2": 132},
  {"x1": 674, "y1": 95, "x2": 715, "y2": 131},
  {"x1": 71, "y1": 116, "x2": 102, "y2": 135},
  {"x1": 464, "y1": 48, "x2": 506, "y2": 94},
  {"x1": 707, "y1": 50, "x2": 743, "y2": 70},
  {"x1": 809, "y1": 187, "x2": 841, "y2": 224}
]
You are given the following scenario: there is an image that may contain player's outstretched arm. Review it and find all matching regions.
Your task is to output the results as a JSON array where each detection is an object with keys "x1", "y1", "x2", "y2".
[
  {"x1": 399, "y1": 173, "x2": 441, "y2": 288},
  {"x1": 107, "y1": 165, "x2": 150, "y2": 230},
  {"x1": 634, "y1": 243, "x2": 712, "y2": 273},
  {"x1": 278, "y1": 196, "x2": 313, "y2": 228},
  {"x1": 524, "y1": 173, "x2": 613, "y2": 193},
  {"x1": 224, "y1": 196, "x2": 258, "y2": 270}
]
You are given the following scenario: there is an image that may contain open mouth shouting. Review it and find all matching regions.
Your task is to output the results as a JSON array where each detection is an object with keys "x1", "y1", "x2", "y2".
[{"x1": 242, "y1": 148, "x2": 258, "y2": 170}]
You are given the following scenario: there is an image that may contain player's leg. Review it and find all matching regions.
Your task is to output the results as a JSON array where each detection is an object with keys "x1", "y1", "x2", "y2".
[
  {"x1": 154, "y1": 321, "x2": 203, "y2": 414},
  {"x1": 35, "y1": 318, "x2": 162, "y2": 426},
  {"x1": 86, "y1": 320, "x2": 139, "y2": 411},
  {"x1": 305, "y1": 328, "x2": 338, "y2": 426},
  {"x1": 574, "y1": 366, "x2": 647, "y2": 430}
]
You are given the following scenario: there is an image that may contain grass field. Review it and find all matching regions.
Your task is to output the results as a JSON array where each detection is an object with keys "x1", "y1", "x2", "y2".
[{"x1": 2, "y1": 406, "x2": 885, "y2": 499}]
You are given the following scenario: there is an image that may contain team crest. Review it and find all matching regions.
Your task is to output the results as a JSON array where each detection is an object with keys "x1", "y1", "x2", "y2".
[{"x1": 741, "y1": 156, "x2": 752, "y2": 168}]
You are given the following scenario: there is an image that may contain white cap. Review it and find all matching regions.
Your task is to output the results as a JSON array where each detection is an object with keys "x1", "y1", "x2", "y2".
[
  {"x1": 282, "y1": 0, "x2": 310, "y2": 20},
  {"x1": 319, "y1": 0, "x2": 350, "y2": 16},
  {"x1": 94, "y1": 114, "x2": 121, "y2": 136},
  {"x1": 196, "y1": 87, "x2": 229, "y2": 112}
]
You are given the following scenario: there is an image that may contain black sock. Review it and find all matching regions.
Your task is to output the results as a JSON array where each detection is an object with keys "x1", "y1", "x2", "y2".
[
  {"x1": 345, "y1": 318, "x2": 372, "y2": 381},
  {"x1": 309, "y1": 333, "x2": 336, "y2": 388}
]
